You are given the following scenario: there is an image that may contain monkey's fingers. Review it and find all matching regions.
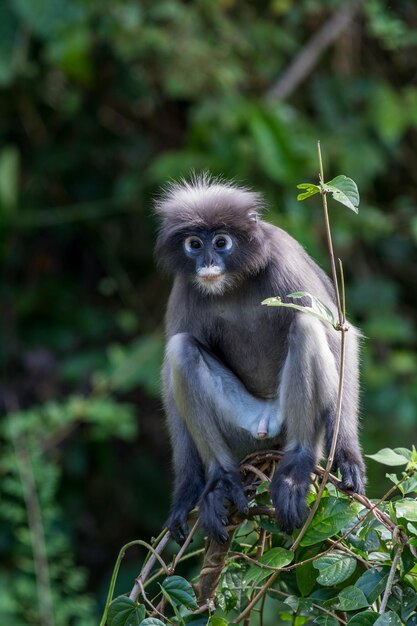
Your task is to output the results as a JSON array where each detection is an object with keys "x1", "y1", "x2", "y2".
[
  {"x1": 199, "y1": 489, "x2": 230, "y2": 544},
  {"x1": 166, "y1": 512, "x2": 190, "y2": 545}
]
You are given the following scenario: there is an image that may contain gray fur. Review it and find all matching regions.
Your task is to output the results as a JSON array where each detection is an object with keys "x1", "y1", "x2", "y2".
[{"x1": 157, "y1": 175, "x2": 366, "y2": 544}]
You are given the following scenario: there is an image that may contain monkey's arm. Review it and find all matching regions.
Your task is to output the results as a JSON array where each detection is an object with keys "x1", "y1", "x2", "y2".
[
  {"x1": 165, "y1": 333, "x2": 254, "y2": 543},
  {"x1": 165, "y1": 403, "x2": 205, "y2": 544}
]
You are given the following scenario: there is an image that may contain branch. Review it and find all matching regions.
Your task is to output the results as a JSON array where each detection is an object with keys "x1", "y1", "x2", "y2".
[{"x1": 266, "y1": 0, "x2": 364, "y2": 101}]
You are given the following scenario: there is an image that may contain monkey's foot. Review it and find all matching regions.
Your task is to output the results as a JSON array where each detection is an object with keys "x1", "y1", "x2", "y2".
[
  {"x1": 270, "y1": 446, "x2": 315, "y2": 534},
  {"x1": 334, "y1": 450, "x2": 366, "y2": 494}
]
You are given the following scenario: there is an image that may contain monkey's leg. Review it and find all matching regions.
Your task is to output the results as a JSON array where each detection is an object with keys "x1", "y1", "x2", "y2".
[
  {"x1": 270, "y1": 314, "x2": 339, "y2": 533},
  {"x1": 325, "y1": 327, "x2": 366, "y2": 494},
  {"x1": 166, "y1": 332, "x2": 276, "y2": 543}
]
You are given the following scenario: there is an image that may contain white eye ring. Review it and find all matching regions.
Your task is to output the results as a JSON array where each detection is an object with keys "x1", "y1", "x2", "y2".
[
  {"x1": 212, "y1": 234, "x2": 233, "y2": 251},
  {"x1": 184, "y1": 236, "x2": 203, "y2": 253}
]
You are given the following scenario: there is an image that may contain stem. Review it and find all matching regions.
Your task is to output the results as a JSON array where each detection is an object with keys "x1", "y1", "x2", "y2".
[
  {"x1": 379, "y1": 543, "x2": 404, "y2": 614},
  {"x1": 317, "y1": 140, "x2": 344, "y2": 325},
  {"x1": 291, "y1": 146, "x2": 347, "y2": 552},
  {"x1": 100, "y1": 536, "x2": 171, "y2": 626},
  {"x1": 128, "y1": 532, "x2": 171, "y2": 602}
]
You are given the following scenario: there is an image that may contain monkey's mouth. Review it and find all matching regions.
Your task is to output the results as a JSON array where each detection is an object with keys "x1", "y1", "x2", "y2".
[
  {"x1": 197, "y1": 267, "x2": 224, "y2": 283},
  {"x1": 199, "y1": 274, "x2": 224, "y2": 283}
]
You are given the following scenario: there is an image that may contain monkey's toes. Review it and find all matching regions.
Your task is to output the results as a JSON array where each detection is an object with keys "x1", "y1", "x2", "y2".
[{"x1": 339, "y1": 462, "x2": 366, "y2": 494}]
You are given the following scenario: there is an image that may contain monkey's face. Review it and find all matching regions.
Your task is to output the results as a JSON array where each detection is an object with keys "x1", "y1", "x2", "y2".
[{"x1": 183, "y1": 231, "x2": 236, "y2": 295}]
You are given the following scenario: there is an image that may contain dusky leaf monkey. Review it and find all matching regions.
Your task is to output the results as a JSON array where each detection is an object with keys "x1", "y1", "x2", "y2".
[{"x1": 155, "y1": 174, "x2": 365, "y2": 544}]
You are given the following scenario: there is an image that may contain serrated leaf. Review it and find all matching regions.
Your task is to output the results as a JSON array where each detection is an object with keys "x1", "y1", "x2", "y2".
[
  {"x1": 107, "y1": 597, "x2": 145, "y2": 626},
  {"x1": 366, "y1": 448, "x2": 410, "y2": 466},
  {"x1": 161, "y1": 575, "x2": 197, "y2": 609},
  {"x1": 323, "y1": 175, "x2": 360, "y2": 213},
  {"x1": 347, "y1": 611, "x2": 379, "y2": 626},
  {"x1": 355, "y1": 568, "x2": 389, "y2": 604},
  {"x1": 336, "y1": 586, "x2": 370, "y2": 611},
  {"x1": 395, "y1": 499, "x2": 417, "y2": 522},
  {"x1": 300, "y1": 497, "x2": 362, "y2": 547},
  {"x1": 244, "y1": 547, "x2": 293, "y2": 585},
  {"x1": 313, "y1": 551, "x2": 356, "y2": 586},
  {"x1": 262, "y1": 292, "x2": 337, "y2": 329},
  {"x1": 373, "y1": 612, "x2": 402, "y2": 626},
  {"x1": 297, "y1": 182, "x2": 320, "y2": 201}
]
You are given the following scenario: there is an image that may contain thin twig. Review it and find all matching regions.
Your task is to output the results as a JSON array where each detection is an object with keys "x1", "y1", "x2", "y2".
[
  {"x1": 171, "y1": 518, "x2": 200, "y2": 568},
  {"x1": 129, "y1": 533, "x2": 171, "y2": 602},
  {"x1": 290, "y1": 142, "x2": 347, "y2": 552},
  {"x1": 379, "y1": 543, "x2": 404, "y2": 614}
]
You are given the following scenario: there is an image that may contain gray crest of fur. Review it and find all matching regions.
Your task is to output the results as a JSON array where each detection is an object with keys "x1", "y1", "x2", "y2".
[{"x1": 154, "y1": 172, "x2": 265, "y2": 231}]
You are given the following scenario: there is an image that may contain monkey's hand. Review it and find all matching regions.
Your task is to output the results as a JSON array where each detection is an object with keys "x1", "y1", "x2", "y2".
[
  {"x1": 166, "y1": 505, "x2": 192, "y2": 546},
  {"x1": 334, "y1": 449, "x2": 366, "y2": 494},
  {"x1": 198, "y1": 467, "x2": 249, "y2": 544}
]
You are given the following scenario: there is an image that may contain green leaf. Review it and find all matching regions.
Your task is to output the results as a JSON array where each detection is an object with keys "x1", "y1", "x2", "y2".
[
  {"x1": 347, "y1": 611, "x2": 379, "y2": 626},
  {"x1": 161, "y1": 575, "x2": 197, "y2": 609},
  {"x1": 323, "y1": 175, "x2": 360, "y2": 213},
  {"x1": 107, "y1": 597, "x2": 145, "y2": 626},
  {"x1": 336, "y1": 586, "x2": 370, "y2": 611},
  {"x1": 208, "y1": 618, "x2": 229, "y2": 626},
  {"x1": 373, "y1": 612, "x2": 402, "y2": 626},
  {"x1": 395, "y1": 499, "x2": 417, "y2": 522},
  {"x1": 355, "y1": 568, "x2": 389, "y2": 603},
  {"x1": 393, "y1": 447, "x2": 412, "y2": 460},
  {"x1": 300, "y1": 498, "x2": 362, "y2": 547},
  {"x1": 297, "y1": 183, "x2": 320, "y2": 201},
  {"x1": 296, "y1": 559, "x2": 317, "y2": 596},
  {"x1": 262, "y1": 292, "x2": 337, "y2": 329},
  {"x1": 140, "y1": 620, "x2": 167, "y2": 626},
  {"x1": 313, "y1": 551, "x2": 356, "y2": 586},
  {"x1": 314, "y1": 617, "x2": 339, "y2": 626},
  {"x1": 244, "y1": 547, "x2": 293, "y2": 585},
  {"x1": 366, "y1": 448, "x2": 410, "y2": 466}
]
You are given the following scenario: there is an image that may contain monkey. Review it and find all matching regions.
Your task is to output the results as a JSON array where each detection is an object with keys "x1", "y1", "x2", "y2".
[{"x1": 155, "y1": 174, "x2": 366, "y2": 545}]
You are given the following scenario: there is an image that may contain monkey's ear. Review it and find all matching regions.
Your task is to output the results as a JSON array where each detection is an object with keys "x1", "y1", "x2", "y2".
[{"x1": 248, "y1": 211, "x2": 259, "y2": 223}]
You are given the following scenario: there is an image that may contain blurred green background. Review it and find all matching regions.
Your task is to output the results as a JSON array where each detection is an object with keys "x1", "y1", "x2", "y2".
[{"x1": 1, "y1": 0, "x2": 417, "y2": 623}]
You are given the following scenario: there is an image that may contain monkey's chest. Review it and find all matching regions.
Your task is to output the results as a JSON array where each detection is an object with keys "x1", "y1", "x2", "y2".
[{"x1": 208, "y1": 316, "x2": 288, "y2": 400}]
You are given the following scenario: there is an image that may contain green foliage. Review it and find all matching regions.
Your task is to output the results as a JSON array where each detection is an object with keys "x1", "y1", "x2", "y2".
[
  {"x1": 103, "y1": 447, "x2": 417, "y2": 625},
  {"x1": 0, "y1": 393, "x2": 138, "y2": 625}
]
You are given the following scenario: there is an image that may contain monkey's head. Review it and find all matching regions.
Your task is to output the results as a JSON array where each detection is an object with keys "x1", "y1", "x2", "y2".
[{"x1": 154, "y1": 174, "x2": 270, "y2": 295}]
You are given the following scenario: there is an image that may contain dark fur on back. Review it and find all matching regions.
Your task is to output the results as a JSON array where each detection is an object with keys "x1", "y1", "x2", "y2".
[{"x1": 154, "y1": 174, "x2": 270, "y2": 276}]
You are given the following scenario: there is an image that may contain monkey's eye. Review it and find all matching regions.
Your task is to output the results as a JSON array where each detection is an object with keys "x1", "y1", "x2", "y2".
[
  {"x1": 213, "y1": 234, "x2": 233, "y2": 251},
  {"x1": 184, "y1": 236, "x2": 203, "y2": 253}
]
